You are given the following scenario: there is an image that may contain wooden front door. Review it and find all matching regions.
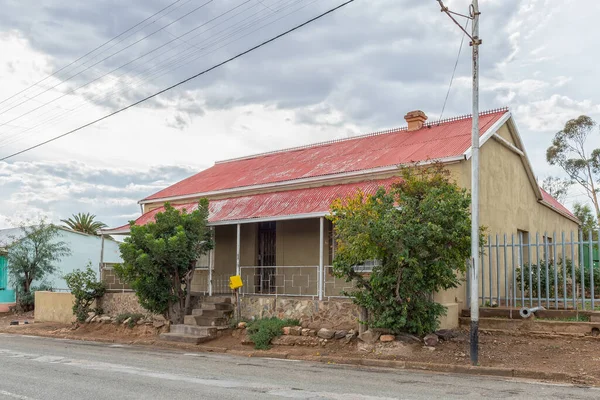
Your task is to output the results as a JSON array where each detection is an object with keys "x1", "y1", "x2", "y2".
[{"x1": 257, "y1": 222, "x2": 276, "y2": 293}]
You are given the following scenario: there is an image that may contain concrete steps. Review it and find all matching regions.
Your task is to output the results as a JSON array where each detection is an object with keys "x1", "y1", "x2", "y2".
[
  {"x1": 191, "y1": 308, "x2": 231, "y2": 317},
  {"x1": 184, "y1": 315, "x2": 227, "y2": 327},
  {"x1": 195, "y1": 303, "x2": 234, "y2": 311},
  {"x1": 160, "y1": 296, "x2": 233, "y2": 345},
  {"x1": 204, "y1": 296, "x2": 232, "y2": 304},
  {"x1": 159, "y1": 333, "x2": 214, "y2": 344}
]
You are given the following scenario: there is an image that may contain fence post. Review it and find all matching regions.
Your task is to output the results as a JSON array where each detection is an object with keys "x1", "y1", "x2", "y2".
[
  {"x1": 209, "y1": 227, "x2": 214, "y2": 296},
  {"x1": 318, "y1": 217, "x2": 324, "y2": 301},
  {"x1": 488, "y1": 235, "x2": 492, "y2": 306},
  {"x1": 553, "y1": 231, "x2": 558, "y2": 309},
  {"x1": 496, "y1": 234, "x2": 500, "y2": 306},
  {"x1": 590, "y1": 230, "x2": 595, "y2": 310},
  {"x1": 503, "y1": 234, "x2": 508, "y2": 307},
  {"x1": 562, "y1": 232, "x2": 567, "y2": 310},
  {"x1": 511, "y1": 233, "x2": 516, "y2": 308},
  {"x1": 236, "y1": 224, "x2": 241, "y2": 277},
  {"x1": 571, "y1": 231, "x2": 577, "y2": 310},
  {"x1": 519, "y1": 231, "x2": 525, "y2": 307},
  {"x1": 544, "y1": 232, "x2": 550, "y2": 308},
  {"x1": 580, "y1": 230, "x2": 585, "y2": 310}
]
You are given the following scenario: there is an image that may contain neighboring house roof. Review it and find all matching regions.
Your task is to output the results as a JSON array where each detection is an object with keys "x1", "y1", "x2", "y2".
[
  {"x1": 108, "y1": 177, "x2": 399, "y2": 233},
  {"x1": 142, "y1": 109, "x2": 509, "y2": 203}
]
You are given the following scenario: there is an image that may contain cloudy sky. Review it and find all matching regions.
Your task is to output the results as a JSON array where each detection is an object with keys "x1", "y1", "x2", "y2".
[{"x1": 0, "y1": 0, "x2": 599, "y2": 229}]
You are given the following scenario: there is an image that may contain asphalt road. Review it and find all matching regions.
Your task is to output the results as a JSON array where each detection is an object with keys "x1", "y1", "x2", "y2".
[{"x1": 0, "y1": 333, "x2": 597, "y2": 400}]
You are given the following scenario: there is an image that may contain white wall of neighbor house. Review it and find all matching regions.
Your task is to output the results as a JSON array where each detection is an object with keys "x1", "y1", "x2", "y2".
[{"x1": 51, "y1": 230, "x2": 122, "y2": 291}]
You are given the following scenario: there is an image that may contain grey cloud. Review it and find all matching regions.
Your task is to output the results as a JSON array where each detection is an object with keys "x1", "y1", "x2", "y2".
[
  {"x1": 0, "y1": 160, "x2": 200, "y2": 228},
  {"x1": 0, "y1": 0, "x2": 518, "y2": 130}
]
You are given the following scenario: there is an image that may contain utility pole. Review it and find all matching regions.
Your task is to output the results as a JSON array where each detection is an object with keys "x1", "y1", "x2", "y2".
[{"x1": 437, "y1": 0, "x2": 482, "y2": 366}]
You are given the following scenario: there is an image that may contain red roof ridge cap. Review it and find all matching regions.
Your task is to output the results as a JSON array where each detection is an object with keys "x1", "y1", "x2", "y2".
[
  {"x1": 425, "y1": 107, "x2": 509, "y2": 128},
  {"x1": 215, "y1": 107, "x2": 510, "y2": 165}
]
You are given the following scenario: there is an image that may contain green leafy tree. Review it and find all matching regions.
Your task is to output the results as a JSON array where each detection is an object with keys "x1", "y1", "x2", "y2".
[
  {"x1": 115, "y1": 200, "x2": 213, "y2": 324},
  {"x1": 7, "y1": 221, "x2": 71, "y2": 311},
  {"x1": 61, "y1": 213, "x2": 107, "y2": 235},
  {"x1": 573, "y1": 202, "x2": 598, "y2": 236},
  {"x1": 64, "y1": 264, "x2": 106, "y2": 322},
  {"x1": 541, "y1": 176, "x2": 571, "y2": 203},
  {"x1": 328, "y1": 164, "x2": 476, "y2": 336},
  {"x1": 546, "y1": 116, "x2": 600, "y2": 218}
]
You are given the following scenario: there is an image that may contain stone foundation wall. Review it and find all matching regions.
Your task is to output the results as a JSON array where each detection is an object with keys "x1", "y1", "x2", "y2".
[
  {"x1": 101, "y1": 267, "x2": 133, "y2": 292},
  {"x1": 239, "y1": 296, "x2": 360, "y2": 331},
  {"x1": 99, "y1": 292, "x2": 150, "y2": 317}
]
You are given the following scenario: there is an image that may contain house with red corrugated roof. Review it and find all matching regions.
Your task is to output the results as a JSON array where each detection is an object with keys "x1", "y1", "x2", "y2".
[{"x1": 102, "y1": 108, "x2": 579, "y2": 329}]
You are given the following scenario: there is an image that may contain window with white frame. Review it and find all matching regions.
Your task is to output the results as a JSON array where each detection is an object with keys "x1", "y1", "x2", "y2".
[
  {"x1": 195, "y1": 253, "x2": 209, "y2": 270},
  {"x1": 352, "y1": 259, "x2": 381, "y2": 273}
]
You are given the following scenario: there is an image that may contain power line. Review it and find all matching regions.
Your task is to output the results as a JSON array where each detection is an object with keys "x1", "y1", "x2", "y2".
[
  {"x1": 0, "y1": 0, "x2": 187, "y2": 108},
  {"x1": 0, "y1": 0, "x2": 215, "y2": 118},
  {"x1": 0, "y1": 0, "x2": 356, "y2": 161},
  {"x1": 257, "y1": 0, "x2": 276, "y2": 12},
  {"x1": 439, "y1": 18, "x2": 469, "y2": 122},
  {"x1": 0, "y1": 0, "x2": 306, "y2": 147}
]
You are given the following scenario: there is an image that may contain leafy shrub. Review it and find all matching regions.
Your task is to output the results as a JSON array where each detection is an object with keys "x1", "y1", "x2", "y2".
[
  {"x1": 115, "y1": 200, "x2": 213, "y2": 324},
  {"x1": 115, "y1": 313, "x2": 145, "y2": 328},
  {"x1": 64, "y1": 265, "x2": 106, "y2": 322},
  {"x1": 515, "y1": 259, "x2": 570, "y2": 298},
  {"x1": 15, "y1": 283, "x2": 53, "y2": 312},
  {"x1": 328, "y1": 164, "x2": 476, "y2": 336},
  {"x1": 246, "y1": 317, "x2": 300, "y2": 350},
  {"x1": 575, "y1": 264, "x2": 600, "y2": 296}
]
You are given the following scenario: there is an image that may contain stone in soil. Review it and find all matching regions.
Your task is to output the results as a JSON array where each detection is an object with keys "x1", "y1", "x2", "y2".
[
  {"x1": 317, "y1": 328, "x2": 335, "y2": 339},
  {"x1": 358, "y1": 342, "x2": 375, "y2": 352},
  {"x1": 435, "y1": 329, "x2": 456, "y2": 341},
  {"x1": 334, "y1": 330, "x2": 348, "y2": 339},
  {"x1": 359, "y1": 330, "x2": 381, "y2": 344},
  {"x1": 395, "y1": 333, "x2": 421, "y2": 344},
  {"x1": 289, "y1": 326, "x2": 302, "y2": 336},
  {"x1": 123, "y1": 317, "x2": 132, "y2": 325},
  {"x1": 153, "y1": 320, "x2": 166, "y2": 328},
  {"x1": 341, "y1": 333, "x2": 356, "y2": 345},
  {"x1": 237, "y1": 322, "x2": 247, "y2": 329},
  {"x1": 423, "y1": 333, "x2": 439, "y2": 347},
  {"x1": 282, "y1": 326, "x2": 291, "y2": 335},
  {"x1": 380, "y1": 334, "x2": 395, "y2": 342}
]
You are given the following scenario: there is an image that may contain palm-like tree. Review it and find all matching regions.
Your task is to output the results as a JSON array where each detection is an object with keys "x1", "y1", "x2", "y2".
[{"x1": 61, "y1": 213, "x2": 107, "y2": 235}]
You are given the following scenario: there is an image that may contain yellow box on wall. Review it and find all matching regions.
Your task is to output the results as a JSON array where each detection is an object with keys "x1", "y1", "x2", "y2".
[{"x1": 229, "y1": 275, "x2": 243, "y2": 290}]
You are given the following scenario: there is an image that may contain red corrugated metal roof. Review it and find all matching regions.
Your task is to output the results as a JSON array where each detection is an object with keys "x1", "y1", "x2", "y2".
[
  {"x1": 144, "y1": 110, "x2": 509, "y2": 201},
  {"x1": 128, "y1": 177, "x2": 399, "y2": 227},
  {"x1": 540, "y1": 187, "x2": 576, "y2": 219}
]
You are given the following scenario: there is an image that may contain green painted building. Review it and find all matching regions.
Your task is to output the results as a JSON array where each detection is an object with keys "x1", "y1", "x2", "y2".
[{"x1": 0, "y1": 254, "x2": 16, "y2": 305}]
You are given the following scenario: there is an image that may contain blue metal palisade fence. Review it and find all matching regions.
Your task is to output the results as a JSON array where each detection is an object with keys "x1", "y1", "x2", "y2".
[{"x1": 468, "y1": 230, "x2": 599, "y2": 311}]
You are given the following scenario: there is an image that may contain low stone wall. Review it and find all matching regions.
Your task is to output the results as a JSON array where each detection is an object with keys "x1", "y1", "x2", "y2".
[
  {"x1": 34, "y1": 291, "x2": 76, "y2": 324},
  {"x1": 239, "y1": 296, "x2": 360, "y2": 331},
  {"x1": 99, "y1": 292, "x2": 150, "y2": 317}
]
